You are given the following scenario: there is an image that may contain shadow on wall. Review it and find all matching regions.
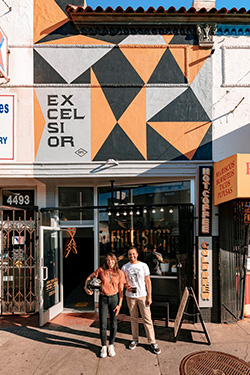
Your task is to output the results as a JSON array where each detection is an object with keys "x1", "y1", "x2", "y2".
[{"x1": 214, "y1": 122, "x2": 250, "y2": 162}]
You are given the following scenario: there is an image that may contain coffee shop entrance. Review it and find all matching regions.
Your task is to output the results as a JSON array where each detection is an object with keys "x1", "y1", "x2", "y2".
[{"x1": 99, "y1": 203, "x2": 194, "y2": 318}]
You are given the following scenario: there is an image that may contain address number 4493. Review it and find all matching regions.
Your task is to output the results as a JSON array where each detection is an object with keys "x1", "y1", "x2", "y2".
[{"x1": 7, "y1": 194, "x2": 30, "y2": 206}]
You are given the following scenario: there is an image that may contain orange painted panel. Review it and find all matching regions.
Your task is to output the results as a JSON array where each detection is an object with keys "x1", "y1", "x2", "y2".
[
  {"x1": 119, "y1": 87, "x2": 147, "y2": 159},
  {"x1": 41, "y1": 35, "x2": 113, "y2": 46},
  {"x1": 91, "y1": 69, "x2": 117, "y2": 160},
  {"x1": 34, "y1": 0, "x2": 68, "y2": 44},
  {"x1": 188, "y1": 45, "x2": 211, "y2": 84},
  {"x1": 34, "y1": 90, "x2": 46, "y2": 160},
  {"x1": 214, "y1": 154, "x2": 237, "y2": 205},
  {"x1": 148, "y1": 121, "x2": 211, "y2": 160},
  {"x1": 120, "y1": 46, "x2": 165, "y2": 84},
  {"x1": 162, "y1": 35, "x2": 174, "y2": 45}
]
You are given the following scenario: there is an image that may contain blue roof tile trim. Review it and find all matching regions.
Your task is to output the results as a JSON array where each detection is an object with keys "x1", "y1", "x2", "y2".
[{"x1": 217, "y1": 25, "x2": 250, "y2": 35}]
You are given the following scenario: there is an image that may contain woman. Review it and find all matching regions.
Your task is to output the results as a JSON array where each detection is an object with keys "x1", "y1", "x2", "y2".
[{"x1": 84, "y1": 253, "x2": 125, "y2": 358}]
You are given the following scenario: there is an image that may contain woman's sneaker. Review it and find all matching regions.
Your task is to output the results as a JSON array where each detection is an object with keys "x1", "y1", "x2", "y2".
[
  {"x1": 108, "y1": 344, "x2": 116, "y2": 357},
  {"x1": 100, "y1": 346, "x2": 107, "y2": 358},
  {"x1": 129, "y1": 340, "x2": 138, "y2": 350},
  {"x1": 150, "y1": 343, "x2": 161, "y2": 354}
]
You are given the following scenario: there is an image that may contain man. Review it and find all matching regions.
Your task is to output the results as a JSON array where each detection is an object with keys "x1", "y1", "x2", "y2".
[{"x1": 121, "y1": 247, "x2": 161, "y2": 355}]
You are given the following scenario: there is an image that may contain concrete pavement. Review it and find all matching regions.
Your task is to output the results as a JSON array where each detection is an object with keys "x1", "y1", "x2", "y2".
[{"x1": 0, "y1": 313, "x2": 250, "y2": 375}]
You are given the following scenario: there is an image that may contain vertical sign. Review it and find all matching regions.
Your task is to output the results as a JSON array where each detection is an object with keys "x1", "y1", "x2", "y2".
[
  {"x1": 198, "y1": 237, "x2": 213, "y2": 307},
  {"x1": 0, "y1": 27, "x2": 9, "y2": 81},
  {"x1": 0, "y1": 94, "x2": 15, "y2": 160},
  {"x1": 199, "y1": 166, "x2": 212, "y2": 236}
]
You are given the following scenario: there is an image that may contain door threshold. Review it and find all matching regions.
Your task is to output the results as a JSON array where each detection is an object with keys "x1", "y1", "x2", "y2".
[{"x1": 62, "y1": 308, "x2": 95, "y2": 313}]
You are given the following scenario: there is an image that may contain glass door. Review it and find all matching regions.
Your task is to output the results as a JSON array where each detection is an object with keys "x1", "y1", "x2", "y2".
[{"x1": 39, "y1": 226, "x2": 63, "y2": 326}]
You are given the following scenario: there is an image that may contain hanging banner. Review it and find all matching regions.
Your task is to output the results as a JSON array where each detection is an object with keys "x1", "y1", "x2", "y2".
[
  {"x1": 0, "y1": 27, "x2": 9, "y2": 81},
  {"x1": 199, "y1": 166, "x2": 212, "y2": 236},
  {"x1": 198, "y1": 237, "x2": 213, "y2": 308},
  {"x1": 0, "y1": 94, "x2": 15, "y2": 160}
]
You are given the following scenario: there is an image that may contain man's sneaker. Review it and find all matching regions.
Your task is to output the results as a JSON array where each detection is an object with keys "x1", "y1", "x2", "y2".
[
  {"x1": 100, "y1": 346, "x2": 107, "y2": 358},
  {"x1": 151, "y1": 343, "x2": 161, "y2": 355},
  {"x1": 108, "y1": 344, "x2": 116, "y2": 357},
  {"x1": 129, "y1": 340, "x2": 138, "y2": 350}
]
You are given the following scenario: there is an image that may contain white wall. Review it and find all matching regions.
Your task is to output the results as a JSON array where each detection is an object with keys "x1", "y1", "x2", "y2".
[
  {"x1": 0, "y1": 0, "x2": 33, "y2": 163},
  {"x1": 213, "y1": 35, "x2": 250, "y2": 162}
]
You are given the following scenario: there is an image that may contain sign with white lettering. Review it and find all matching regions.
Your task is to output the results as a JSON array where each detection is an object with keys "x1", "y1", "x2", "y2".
[
  {"x1": 198, "y1": 237, "x2": 213, "y2": 308},
  {"x1": 34, "y1": 88, "x2": 90, "y2": 162},
  {"x1": 0, "y1": 94, "x2": 15, "y2": 160},
  {"x1": 199, "y1": 166, "x2": 212, "y2": 236}
]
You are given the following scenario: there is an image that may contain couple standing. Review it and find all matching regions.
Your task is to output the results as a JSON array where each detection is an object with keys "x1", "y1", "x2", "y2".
[{"x1": 84, "y1": 247, "x2": 161, "y2": 358}]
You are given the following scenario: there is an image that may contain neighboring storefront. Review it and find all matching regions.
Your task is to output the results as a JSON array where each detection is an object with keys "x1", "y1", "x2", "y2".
[{"x1": 214, "y1": 154, "x2": 250, "y2": 322}]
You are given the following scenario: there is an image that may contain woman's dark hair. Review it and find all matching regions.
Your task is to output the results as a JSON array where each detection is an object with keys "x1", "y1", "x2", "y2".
[{"x1": 102, "y1": 253, "x2": 119, "y2": 274}]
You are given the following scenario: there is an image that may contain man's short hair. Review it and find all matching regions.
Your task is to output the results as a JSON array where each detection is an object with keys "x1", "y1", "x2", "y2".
[{"x1": 128, "y1": 246, "x2": 138, "y2": 253}]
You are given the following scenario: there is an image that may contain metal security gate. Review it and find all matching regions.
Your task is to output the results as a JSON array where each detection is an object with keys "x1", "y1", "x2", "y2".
[{"x1": 0, "y1": 206, "x2": 39, "y2": 314}]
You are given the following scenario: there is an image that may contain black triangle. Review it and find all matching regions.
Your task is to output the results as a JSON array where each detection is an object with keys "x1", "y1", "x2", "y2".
[
  {"x1": 71, "y1": 68, "x2": 90, "y2": 84},
  {"x1": 34, "y1": 50, "x2": 67, "y2": 84},
  {"x1": 92, "y1": 47, "x2": 144, "y2": 86},
  {"x1": 148, "y1": 87, "x2": 211, "y2": 122},
  {"x1": 93, "y1": 124, "x2": 145, "y2": 161},
  {"x1": 148, "y1": 48, "x2": 187, "y2": 84},
  {"x1": 147, "y1": 124, "x2": 188, "y2": 161},
  {"x1": 169, "y1": 35, "x2": 198, "y2": 45},
  {"x1": 35, "y1": 21, "x2": 79, "y2": 44},
  {"x1": 101, "y1": 86, "x2": 142, "y2": 121},
  {"x1": 54, "y1": 0, "x2": 83, "y2": 16},
  {"x1": 192, "y1": 124, "x2": 212, "y2": 160}
]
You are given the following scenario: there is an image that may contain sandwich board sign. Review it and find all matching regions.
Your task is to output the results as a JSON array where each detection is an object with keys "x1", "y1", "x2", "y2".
[{"x1": 174, "y1": 287, "x2": 211, "y2": 345}]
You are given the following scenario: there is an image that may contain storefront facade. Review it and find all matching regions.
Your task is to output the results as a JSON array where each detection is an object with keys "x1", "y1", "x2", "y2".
[{"x1": 0, "y1": 0, "x2": 250, "y2": 325}]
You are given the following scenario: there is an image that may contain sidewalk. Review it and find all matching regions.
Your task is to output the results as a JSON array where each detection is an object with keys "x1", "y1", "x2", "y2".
[{"x1": 0, "y1": 312, "x2": 250, "y2": 375}]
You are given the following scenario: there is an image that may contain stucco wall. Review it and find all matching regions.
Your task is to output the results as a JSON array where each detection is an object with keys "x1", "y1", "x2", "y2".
[{"x1": 213, "y1": 33, "x2": 250, "y2": 162}]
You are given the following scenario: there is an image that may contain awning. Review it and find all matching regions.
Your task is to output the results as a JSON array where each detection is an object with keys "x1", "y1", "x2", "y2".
[{"x1": 214, "y1": 154, "x2": 250, "y2": 205}]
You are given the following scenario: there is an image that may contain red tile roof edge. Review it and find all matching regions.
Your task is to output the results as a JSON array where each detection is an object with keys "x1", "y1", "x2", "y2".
[{"x1": 66, "y1": 4, "x2": 249, "y2": 15}]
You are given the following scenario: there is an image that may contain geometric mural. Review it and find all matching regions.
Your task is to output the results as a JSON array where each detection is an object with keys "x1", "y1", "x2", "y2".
[{"x1": 34, "y1": 0, "x2": 213, "y2": 162}]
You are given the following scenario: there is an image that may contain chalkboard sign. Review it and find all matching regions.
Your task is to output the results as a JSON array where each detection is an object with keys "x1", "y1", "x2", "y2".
[
  {"x1": 174, "y1": 287, "x2": 189, "y2": 338},
  {"x1": 174, "y1": 287, "x2": 211, "y2": 345}
]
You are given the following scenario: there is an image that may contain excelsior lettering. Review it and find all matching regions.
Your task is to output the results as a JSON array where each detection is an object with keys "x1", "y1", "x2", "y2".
[{"x1": 46, "y1": 94, "x2": 85, "y2": 148}]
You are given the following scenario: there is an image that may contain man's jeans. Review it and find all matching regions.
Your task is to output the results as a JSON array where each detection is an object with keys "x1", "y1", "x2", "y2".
[
  {"x1": 99, "y1": 293, "x2": 119, "y2": 346},
  {"x1": 126, "y1": 296, "x2": 156, "y2": 344}
]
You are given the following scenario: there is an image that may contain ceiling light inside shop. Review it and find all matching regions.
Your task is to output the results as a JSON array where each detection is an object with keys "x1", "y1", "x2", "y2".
[
  {"x1": 123, "y1": 211, "x2": 127, "y2": 216},
  {"x1": 143, "y1": 208, "x2": 147, "y2": 213},
  {"x1": 160, "y1": 207, "x2": 164, "y2": 212},
  {"x1": 152, "y1": 208, "x2": 156, "y2": 214},
  {"x1": 108, "y1": 211, "x2": 112, "y2": 216},
  {"x1": 130, "y1": 210, "x2": 133, "y2": 215},
  {"x1": 136, "y1": 210, "x2": 140, "y2": 215},
  {"x1": 116, "y1": 212, "x2": 120, "y2": 216},
  {"x1": 169, "y1": 207, "x2": 174, "y2": 214}
]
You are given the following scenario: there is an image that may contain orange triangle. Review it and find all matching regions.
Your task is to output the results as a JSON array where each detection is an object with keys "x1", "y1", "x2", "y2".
[
  {"x1": 188, "y1": 45, "x2": 211, "y2": 84},
  {"x1": 169, "y1": 46, "x2": 187, "y2": 79},
  {"x1": 148, "y1": 121, "x2": 211, "y2": 160},
  {"x1": 119, "y1": 87, "x2": 146, "y2": 159},
  {"x1": 34, "y1": 0, "x2": 68, "y2": 44},
  {"x1": 162, "y1": 35, "x2": 174, "y2": 45},
  {"x1": 120, "y1": 46, "x2": 165, "y2": 84},
  {"x1": 40, "y1": 34, "x2": 113, "y2": 46},
  {"x1": 91, "y1": 69, "x2": 117, "y2": 160},
  {"x1": 34, "y1": 90, "x2": 46, "y2": 160}
]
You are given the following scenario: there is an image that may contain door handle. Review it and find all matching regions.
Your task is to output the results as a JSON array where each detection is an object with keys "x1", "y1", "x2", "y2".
[{"x1": 42, "y1": 266, "x2": 48, "y2": 281}]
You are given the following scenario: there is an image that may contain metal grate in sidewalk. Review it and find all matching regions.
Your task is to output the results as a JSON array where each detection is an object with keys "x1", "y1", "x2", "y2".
[{"x1": 180, "y1": 351, "x2": 250, "y2": 375}]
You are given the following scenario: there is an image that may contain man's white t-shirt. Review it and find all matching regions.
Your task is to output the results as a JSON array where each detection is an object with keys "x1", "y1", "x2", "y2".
[{"x1": 122, "y1": 261, "x2": 150, "y2": 298}]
